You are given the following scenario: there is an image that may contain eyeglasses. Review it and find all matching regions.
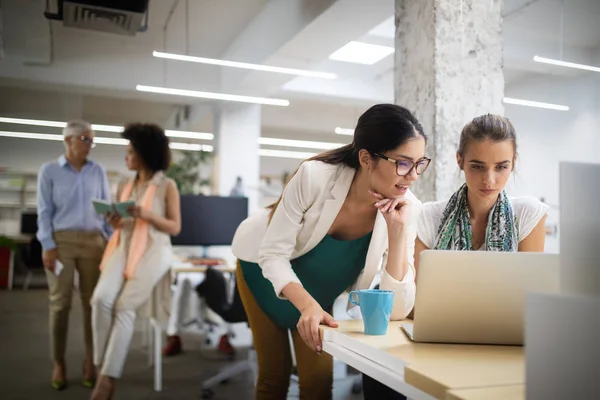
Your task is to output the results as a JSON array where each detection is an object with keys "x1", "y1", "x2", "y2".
[
  {"x1": 372, "y1": 153, "x2": 431, "y2": 177},
  {"x1": 76, "y1": 135, "x2": 96, "y2": 148}
]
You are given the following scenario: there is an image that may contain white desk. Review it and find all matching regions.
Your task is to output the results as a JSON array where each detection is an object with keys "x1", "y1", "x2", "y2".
[
  {"x1": 172, "y1": 265, "x2": 236, "y2": 274},
  {"x1": 446, "y1": 385, "x2": 524, "y2": 400},
  {"x1": 322, "y1": 320, "x2": 525, "y2": 400}
]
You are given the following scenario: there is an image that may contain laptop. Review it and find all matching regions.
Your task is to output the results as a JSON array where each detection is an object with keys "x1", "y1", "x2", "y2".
[{"x1": 401, "y1": 250, "x2": 559, "y2": 345}]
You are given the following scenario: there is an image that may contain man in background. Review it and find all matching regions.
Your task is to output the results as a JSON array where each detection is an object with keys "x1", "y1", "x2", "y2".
[
  {"x1": 229, "y1": 176, "x2": 245, "y2": 197},
  {"x1": 37, "y1": 120, "x2": 112, "y2": 390}
]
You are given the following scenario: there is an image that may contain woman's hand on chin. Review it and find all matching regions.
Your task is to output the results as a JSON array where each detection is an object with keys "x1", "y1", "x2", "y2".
[{"x1": 369, "y1": 190, "x2": 411, "y2": 233}]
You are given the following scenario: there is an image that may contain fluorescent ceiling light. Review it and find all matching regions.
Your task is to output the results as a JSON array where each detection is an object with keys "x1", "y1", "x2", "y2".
[
  {"x1": 0, "y1": 117, "x2": 350, "y2": 150},
  {"x1": 136, "y1": 85, "x2": 290, "y2": 107},
  {"x1": 258, "y1": 137, "x2": 346, "y2": 150},
  {"x1": 153, "y1": 51, "x2": 337, "y2": 80},
  {"x1": 89, "y1": 137, "x2": 128, "y2": 145},
  {"x1": 503, "y1": 97, "x2": 569, "y2": 111},
  {"x1": 170, "y1": 143, "x2": 213, "y2": 152},
  {"x1": 0, "y1": 131, "x2": 212, "y2": 151},
  {"x1": 533, "y1": 55, "x2": 600, "y2": 73},
  {"x1": 0, "y1": 117, "x2": 214, "y2": 140},
  {"x1": 0, "y1": 131, "x2": 315, "y2": 159},
  {"x1": 165, "y1": 130, "x2": 213, "y2": 140},
  {"x1": 0, "y1": 117, "x2": 66, "y2": 128},
  {"x1": 90, "y1": 124, "x2": 122, "y2": 132},
  {"x1": 0, "y1": 131, "x2": 64, "y2": 141},
  {"x1": 259, "y1": 149, "x2": 317, "y2": 159},
  {"x1": 329, "y1": 41, "x2": 394, "y2": 65},
  {"x1": 334, "y1": 127, "x2": 354, "y2": 135}
]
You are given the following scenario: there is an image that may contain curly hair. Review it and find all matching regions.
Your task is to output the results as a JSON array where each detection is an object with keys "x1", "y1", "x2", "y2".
[{"x1": 121, "y1": 123, "x2": 171, "y2": 172}]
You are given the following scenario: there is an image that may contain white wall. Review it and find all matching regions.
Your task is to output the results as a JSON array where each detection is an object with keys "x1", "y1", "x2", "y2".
[
  {"x1": 504, "y1": 72, "x2": 600, "y2": 204},
  {"x1": 503, "y1": 70, "x2": 600, "y2": 253}
]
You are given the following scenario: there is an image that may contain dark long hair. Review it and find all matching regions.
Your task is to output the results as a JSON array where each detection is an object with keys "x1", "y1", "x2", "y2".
[{"x1": 267, "y1": 104, "x2": 426, "y2": 220}]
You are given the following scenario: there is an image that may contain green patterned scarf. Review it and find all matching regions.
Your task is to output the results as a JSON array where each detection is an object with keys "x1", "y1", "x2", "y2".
[{"x1": 434, "y1": 183, "x2": 518, "y2": 251}]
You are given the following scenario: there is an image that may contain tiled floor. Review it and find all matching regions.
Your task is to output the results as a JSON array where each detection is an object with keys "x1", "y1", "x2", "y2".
[{"x1": 0, "y1": 289, "x2": 364, "y2": 400}]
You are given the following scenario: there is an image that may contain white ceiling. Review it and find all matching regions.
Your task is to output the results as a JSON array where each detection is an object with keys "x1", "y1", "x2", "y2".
[{"x1": 0, "y1": 0, "x2": 599, "y2": 142}]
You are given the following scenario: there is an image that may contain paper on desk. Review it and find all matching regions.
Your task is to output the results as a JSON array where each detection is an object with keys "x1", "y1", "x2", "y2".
[
  {"x1": 54, "y1": 260, "x2": 64, "y2": 276},
  {"x1": 171, "y1": 261, "x2": 194, "y2": 269}
]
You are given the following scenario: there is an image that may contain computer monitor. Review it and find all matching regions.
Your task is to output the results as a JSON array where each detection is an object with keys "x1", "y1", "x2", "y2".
[
  {"x1": 559, "y1": 161, "x2": 600, "y2": 297},
  {"x1": 20, "y1": 212, "x2": 38, "y2": 235},
  {"x1": 171, "y1": 195, "x2": 248, "y2": 247}
]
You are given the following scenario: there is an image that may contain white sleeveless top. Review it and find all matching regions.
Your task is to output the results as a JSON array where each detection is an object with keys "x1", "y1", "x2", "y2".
[{"x1": 417, "y1": 196, "x2": 549, "y2": 250}]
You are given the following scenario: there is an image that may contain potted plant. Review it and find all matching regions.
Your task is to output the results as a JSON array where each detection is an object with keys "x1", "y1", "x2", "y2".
[{"x1": 166, "y1": 150, "x2": 212, "y2": 195}]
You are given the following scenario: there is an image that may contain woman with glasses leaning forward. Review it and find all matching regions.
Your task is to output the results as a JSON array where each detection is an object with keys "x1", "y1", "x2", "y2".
[{"x1": 231, "y1": 104, "x2": 431, "y2": 400}]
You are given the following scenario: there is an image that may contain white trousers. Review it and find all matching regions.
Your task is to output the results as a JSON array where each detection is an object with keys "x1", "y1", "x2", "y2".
[
  {"x1": 166, "y1": 272, "x2": 205, "y2": 336},
  {"x1": 91, "y1": 248, "x2": 169, "y2": 378}
]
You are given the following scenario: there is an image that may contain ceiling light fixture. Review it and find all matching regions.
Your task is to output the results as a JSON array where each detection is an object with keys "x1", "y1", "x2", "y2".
[
  {"x1": 153, "y1": 51, "x2": 337, "y2": 79},
  {"x1": 1, "y1": 132, "x2": 315, "y2": 159},
  {"x1": 533, "y1": 55, "x2": 600, "y2": 73},
  {"x1": 329, "y1": 41, "x2": 394, "y2": 65},
  {"x1": 170, "y1": 143, "x2": 214, "y2": 152},
  {"x1": 258, "y1": 137, "x2": 347, "y2": 150},
  {"x1": 0, "y1": 131, "x2": 64, "y2": 141},
  {"x1": 0, "y1": 117, "x2": 351, "y2": 150},
  {"x1": 0, "y1": 117, "x2": 214, "y2": 140},
  {"x1": 503, "y1": 97, "x2": 569, "y2": 111},
  {"x1": 0, "y1": 131, "x2": 213, "y2": 151},
  {"x1": 136, "y1": 85, "x2": 290, "y2": 107},
  {"x1": 0, "y1": 117, "x2": 66, "y2": 128},
  {"x1": 258, "y1": 149, "x2": 317, "y2": 159},
  {"x1": 334, "y1": 127, "x2": 354, "y2": 135}
]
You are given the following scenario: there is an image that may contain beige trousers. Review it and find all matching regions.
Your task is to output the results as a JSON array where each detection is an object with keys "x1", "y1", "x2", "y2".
[{"x1": 46, "y1": 231, "x2": 106, "y2": 362}]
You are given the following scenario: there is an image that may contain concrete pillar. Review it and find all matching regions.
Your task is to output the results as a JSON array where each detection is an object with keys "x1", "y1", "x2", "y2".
[
  {"x1": 395, "y1": 0, "x2": 505, "y2": 202},
  {"x1": 213, "y1": 104, "x2": 261, "y2": 214}
]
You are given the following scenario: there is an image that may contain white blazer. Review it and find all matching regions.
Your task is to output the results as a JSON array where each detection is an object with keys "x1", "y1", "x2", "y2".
[{"x1": 231, "y1": 160, "x2": 422, "y2": 320}]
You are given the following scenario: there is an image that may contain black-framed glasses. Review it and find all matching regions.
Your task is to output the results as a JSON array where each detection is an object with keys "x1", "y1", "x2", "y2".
[
  {"x1": 372, "y1": 153, "x2": 431, "y2": 176},
  {"x1": 77, "y1": 135, "x2": 96, "y2": 148}
]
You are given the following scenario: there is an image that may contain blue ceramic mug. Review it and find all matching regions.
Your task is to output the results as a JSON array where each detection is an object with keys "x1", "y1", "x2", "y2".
[{"x1": 349, "y1": 289, "x2": 394, "y2": 335}]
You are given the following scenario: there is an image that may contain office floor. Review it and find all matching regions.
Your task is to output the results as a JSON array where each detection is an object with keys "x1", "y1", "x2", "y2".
[{"x1": 0, "y1": 289, "x2": 363, "y2": 400}]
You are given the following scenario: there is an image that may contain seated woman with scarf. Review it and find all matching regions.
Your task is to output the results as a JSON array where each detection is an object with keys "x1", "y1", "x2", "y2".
[
  {"x1": 90, "y1": 123, "x2": 181, "y2": 400},
  {"x1": 371, "y1": 114, "x2": 549, "y2": 400},
  {"x1": 415, "y1": 114, "x2": 548, "y2": 267}
]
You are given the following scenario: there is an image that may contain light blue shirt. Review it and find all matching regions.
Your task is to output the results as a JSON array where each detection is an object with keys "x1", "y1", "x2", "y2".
[{"x1": 36, "y1": 155, "x2": 113, "y2": 250}]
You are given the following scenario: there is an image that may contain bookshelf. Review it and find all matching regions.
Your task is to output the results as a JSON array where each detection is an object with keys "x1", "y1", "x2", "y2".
[{"x1": 0, "y1": 170, "x2": 125, "y2": 236}]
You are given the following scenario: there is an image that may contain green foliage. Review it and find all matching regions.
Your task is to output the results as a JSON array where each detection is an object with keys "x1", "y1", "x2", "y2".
[
  {"x1": 0, "y1": 236, "x2": 17, "y2": 252},
  {"x1": 166, "y1": 150, "x2": 212, "y2": 195}
]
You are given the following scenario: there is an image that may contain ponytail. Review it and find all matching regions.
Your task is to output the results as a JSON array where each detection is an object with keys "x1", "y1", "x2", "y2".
[{"x1": 267, "y1": 144, "x2": 357, "y2": 222}]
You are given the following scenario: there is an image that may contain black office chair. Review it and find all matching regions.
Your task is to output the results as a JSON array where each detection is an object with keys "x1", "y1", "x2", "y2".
[
  {"x1": 21, "y1": 237, "x2": 44, "y2": 290},
  {"x1": 195, "y1": 267, "x2": 255, "y2": 399}
]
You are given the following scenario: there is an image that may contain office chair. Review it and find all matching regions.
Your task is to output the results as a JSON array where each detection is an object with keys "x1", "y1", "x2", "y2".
[
  {"x1": 195, "y1": 267, "x2": 256, "y2": 399},
  {"x1": 21, "y1": 237, "x2": 44, "y2": 290}
]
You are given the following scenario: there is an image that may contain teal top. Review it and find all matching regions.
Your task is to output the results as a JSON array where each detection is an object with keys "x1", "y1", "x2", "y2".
[{"x1": 239, "y1": 232, "x2": 373, "y2": 329}]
